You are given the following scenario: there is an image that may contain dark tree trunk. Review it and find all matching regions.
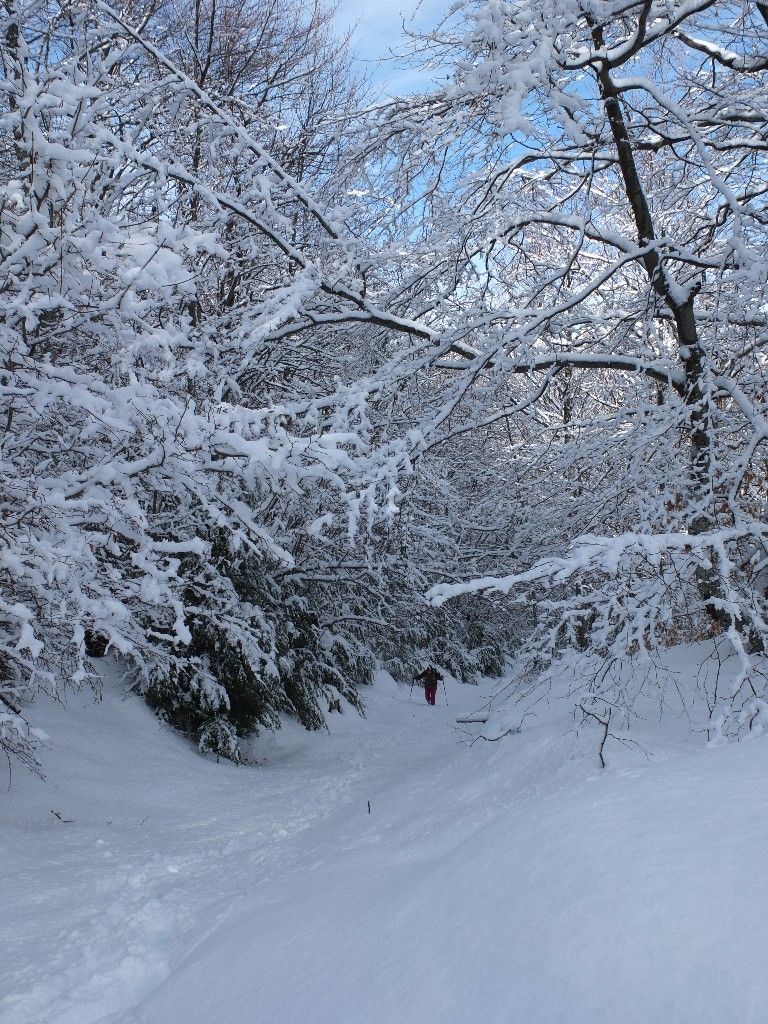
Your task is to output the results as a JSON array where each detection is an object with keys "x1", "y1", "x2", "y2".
[{"x1": 592, "y1": 29, "x2": 726, "y2": 624}]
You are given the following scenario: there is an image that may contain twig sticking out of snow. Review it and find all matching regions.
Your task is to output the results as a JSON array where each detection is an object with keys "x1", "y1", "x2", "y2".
[
  {"x1": 51, "y1": 810, "x2": 76, "y2": 823},
  {"x1": 579, "y1": 702, "x2": 613, "y2": 769},
  {"x1": 578, "y1": 700, "x2": 645, "y2": 768}
]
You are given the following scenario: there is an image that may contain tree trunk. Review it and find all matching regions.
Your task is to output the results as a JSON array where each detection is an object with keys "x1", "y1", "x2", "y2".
[{"x1": 592, "y1": 35, "x2": 726, "y2": 624}]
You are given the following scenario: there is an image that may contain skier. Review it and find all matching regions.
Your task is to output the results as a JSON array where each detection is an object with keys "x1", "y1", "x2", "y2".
[{"x1": 414, "y1": 663, "x2": 443, "y2": 706}]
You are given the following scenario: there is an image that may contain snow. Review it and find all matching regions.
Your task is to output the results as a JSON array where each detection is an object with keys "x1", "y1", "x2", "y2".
[{"x1": 3, "y1": 655, "x2": 768, "y2": 1024}]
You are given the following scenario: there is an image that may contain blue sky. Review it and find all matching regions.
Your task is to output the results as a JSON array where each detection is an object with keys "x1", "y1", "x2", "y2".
[{"x1": 336, "y1": 0, "x2": 452, "y2": 94}]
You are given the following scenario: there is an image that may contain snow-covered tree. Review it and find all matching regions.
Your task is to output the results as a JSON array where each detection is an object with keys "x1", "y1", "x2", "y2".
[
  {"x1": 0, "y1": 0, "x2": 409, "y2": 768},
  {"x1": 351, "y1": 0, "x2": 768, "y2": 738}
]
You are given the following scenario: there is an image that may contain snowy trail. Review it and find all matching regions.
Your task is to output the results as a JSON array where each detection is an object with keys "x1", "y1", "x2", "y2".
[
  {"x1": 4, "y1": 663, "x2": 768, "y2": 1024},
  {"x1": 2, "y1": 670, "x2": 501, "y2": 1024}
]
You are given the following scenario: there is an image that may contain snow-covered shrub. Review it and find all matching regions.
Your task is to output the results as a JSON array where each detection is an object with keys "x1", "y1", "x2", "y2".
[{"x1": 199, "y1": 717, "x2": 241, "y2": 764}]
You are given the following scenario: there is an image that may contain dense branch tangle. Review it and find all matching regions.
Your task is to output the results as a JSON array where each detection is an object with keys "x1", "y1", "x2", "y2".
[
  {"x1": 0, "y1": 0, "x2": 524, "y2": 772},
  {"x1": 354, "y1": 0, "x2": 768, "y2": 734}
]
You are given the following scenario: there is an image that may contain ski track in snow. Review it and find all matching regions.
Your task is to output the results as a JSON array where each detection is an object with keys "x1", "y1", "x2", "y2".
[{"x1": 3, "y1": 659, "x2": 768, "y2": 1024}]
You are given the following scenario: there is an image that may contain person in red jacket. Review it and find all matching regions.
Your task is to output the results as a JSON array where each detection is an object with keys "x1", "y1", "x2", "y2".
[{"x1": 414, "y1": 664, "x2": 443, "y2": 705}]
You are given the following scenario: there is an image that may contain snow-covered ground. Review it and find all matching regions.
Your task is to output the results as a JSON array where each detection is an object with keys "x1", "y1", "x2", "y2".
[{"x1": 3, "y1": 654, "x2": 768, "y2": 1024}]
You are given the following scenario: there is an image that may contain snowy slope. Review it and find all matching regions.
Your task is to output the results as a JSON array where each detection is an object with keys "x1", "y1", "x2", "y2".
[{"x1": 3, "y1": 656, "x2": 768, "y2": 1024}]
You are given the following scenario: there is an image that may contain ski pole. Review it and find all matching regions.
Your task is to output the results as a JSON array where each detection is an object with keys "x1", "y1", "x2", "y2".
[
  {"x1": 408, "y1": 679, "x2": 415, "y2": 702},
  {"x1": 442, "y1": 679, "x2": 448, "y2": 706}
]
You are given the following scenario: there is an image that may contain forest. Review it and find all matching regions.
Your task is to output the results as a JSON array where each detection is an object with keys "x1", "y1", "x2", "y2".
[{"x1": 1, "y1": 0, "x2": 767, "y2": 771}]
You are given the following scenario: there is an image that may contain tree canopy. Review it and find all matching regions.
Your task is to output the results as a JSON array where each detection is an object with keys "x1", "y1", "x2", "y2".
[{"x1": 1, "y1": 0, "x2": 767, "y2": 770}]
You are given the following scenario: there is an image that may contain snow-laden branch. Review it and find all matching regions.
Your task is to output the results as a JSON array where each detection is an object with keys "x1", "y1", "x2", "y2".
[{"x1": 428, "y1": 526, "x2": 768, "y2": 605}]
